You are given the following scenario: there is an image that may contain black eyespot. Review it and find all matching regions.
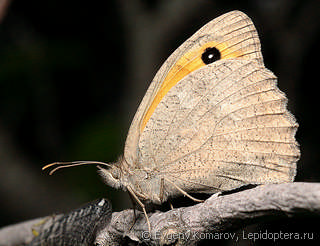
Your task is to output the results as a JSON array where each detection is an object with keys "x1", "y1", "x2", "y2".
[{"x1": 201, "y1": 47, "x2": 221, "y2": 65}]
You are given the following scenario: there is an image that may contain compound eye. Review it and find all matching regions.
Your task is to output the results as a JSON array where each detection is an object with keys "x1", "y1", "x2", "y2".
[{"x1": 111, "y1": 168, "x2": 120, "y2": 179}]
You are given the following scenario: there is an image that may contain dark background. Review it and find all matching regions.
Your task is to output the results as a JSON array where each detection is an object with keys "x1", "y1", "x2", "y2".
[{"x1": 0, "y1": 0, "x2": 319, "y2": 244}]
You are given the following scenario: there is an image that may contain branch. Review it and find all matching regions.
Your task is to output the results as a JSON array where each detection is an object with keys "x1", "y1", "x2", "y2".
[
  {"x1": 1, "y1": 183, "x2": 320, "y2": 245},
  {"x1": 95, "y1": 182, "x2": 320, "y2": 245},
  {"x1": 0, "y1": 199, "x2": 112, "y2": 246}
]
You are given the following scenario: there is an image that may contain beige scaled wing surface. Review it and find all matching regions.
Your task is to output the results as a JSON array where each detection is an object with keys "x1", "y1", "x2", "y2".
[
  {"x1": 139, "y1": 58, "x2": 299, "y2": 196},
  {"x1": 121, "y1": 10, "x2": 299, "y2": 203},
  {"x1": 123, "y1": 11, "x2": 264, "y2": 167}
]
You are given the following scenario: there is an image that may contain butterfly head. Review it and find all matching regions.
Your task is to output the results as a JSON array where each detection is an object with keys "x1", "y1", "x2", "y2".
[{"x1": 97, "y1": 164, "x2": 124, "y2": 190}]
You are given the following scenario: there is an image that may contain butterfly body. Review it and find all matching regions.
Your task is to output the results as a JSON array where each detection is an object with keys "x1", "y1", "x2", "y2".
[
  {"x1": 44, "y1": 11, "x2": 300, "y2": 231},
  {"x1": 97, "y1": 11, "x2": 299, "y2": 206},
  {"x1": 99, "y1": 162, "x2": 166, "y2": 204}
]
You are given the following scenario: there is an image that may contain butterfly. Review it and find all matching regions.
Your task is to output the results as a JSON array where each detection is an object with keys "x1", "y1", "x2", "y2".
[{"x1": 44, "y1": 11, "x2": 300, "y2": 232}]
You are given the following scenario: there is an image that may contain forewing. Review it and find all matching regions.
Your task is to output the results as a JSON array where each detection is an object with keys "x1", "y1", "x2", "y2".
[{"x1": 124, "y1": 11, "x2": 263, "y2": 167}]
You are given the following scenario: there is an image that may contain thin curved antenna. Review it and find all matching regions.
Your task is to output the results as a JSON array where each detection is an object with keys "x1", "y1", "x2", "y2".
[{"x1": 42, "y1": 161, "x2": 111, "y2": 175}]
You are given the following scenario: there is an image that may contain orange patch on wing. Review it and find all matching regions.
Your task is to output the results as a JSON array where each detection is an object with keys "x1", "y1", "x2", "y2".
[{"x1": 140, "y1": 41, "x2": 242, "y2": 132}]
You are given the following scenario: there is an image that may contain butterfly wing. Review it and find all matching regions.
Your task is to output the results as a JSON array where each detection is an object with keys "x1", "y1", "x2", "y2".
[
  {"x1": 123, "y1": 10, "x2": 299, "y2": 201},
  {"x1": 124, "y1": 11, "x2": 264, "y2": 167},
  {"x1": 139, "y1": 59, "x2": 299, "y2": 196}
]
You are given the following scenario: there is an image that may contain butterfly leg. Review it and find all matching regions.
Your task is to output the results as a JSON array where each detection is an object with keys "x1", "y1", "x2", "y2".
[
  {"x1": 165, "y1": 178, "x2": 204, "y2": 203},
  {"x1": 169, "y1": 200, "x2": 174, "y2": 210},
  {"x1": 127, "y1": 186, "x2": 151, "y2": 233},
  {"x1": 159, "y1": 177, "x2": 165, "y2": 203},
  {"x1": 128, "y1": 191, "x2": 138, "y2": 231},
  {"x1": 160, "y1": 178, "x2": 174, "y2": 209}
]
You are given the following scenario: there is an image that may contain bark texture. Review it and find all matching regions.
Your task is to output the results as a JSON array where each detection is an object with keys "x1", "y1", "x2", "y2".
[{"x1": 1, "y1": 182, "x2": 319, "y2": 245}]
